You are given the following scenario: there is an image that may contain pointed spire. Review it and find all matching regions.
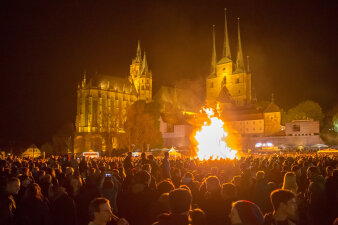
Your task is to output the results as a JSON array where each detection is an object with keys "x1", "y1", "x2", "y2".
[
  {"x1": 246, "y1": 55, "x2": 250, "y2": 72},
  {"x1": 82, "y1": 70, "x2": 87, "y2": 88},
  {"x1": 135, "y1": 40, "x2": 142, "y2": 63},
  {"x1": 141, "y1": 51, "x2": 149, "y2": 75},
  {"x1": 222, "y1": 8, "x2": 231, "y2": 59},
  {"x1": 209, "y1": 25, "x2": 217, "y2": 77},
  {"x1": 235, "y1": 18, "x2": 245, "y2": 73}
]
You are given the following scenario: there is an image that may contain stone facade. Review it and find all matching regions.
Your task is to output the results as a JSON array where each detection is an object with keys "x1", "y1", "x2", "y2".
[
  {"x1": 206, "y1": 12, "x2": 251, "y2": 106},
  {"x1": 74, "y1": 41, "x2": 153, "y2": 154}
]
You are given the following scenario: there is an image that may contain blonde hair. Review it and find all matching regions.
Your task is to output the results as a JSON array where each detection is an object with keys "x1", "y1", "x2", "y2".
[{"x1": 282, "y1": 172, "x2": 298, "y2": 193}]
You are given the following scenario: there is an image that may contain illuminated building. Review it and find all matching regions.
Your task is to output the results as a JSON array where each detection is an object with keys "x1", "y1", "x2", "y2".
[
  {"x1": 206, "y1": 9, "x2": 251, "y2": 107},
  {"x1": 204, "y1": 9, "x2": 281, "y2": 139},
  {"x1": 74, "y1": 41, "x2": 152, "y2": 153}
]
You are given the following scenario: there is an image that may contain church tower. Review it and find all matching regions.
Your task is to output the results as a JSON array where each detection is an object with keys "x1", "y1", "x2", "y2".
[
  {"x1": 206, "y1": 25, "x2": 219, "y2": 106},
  {"x1": 129, "y1": 41, "x2": 152, "y2": 102},
  {"x1": 206, "y1": 10, "x2": 252, "y2": 106},
  {"x1": 227, "y1": 18, "x2": 251, "y2": 105}
]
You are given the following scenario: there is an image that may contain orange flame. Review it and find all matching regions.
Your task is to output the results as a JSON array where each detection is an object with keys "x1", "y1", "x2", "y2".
[{"x1": 194, "y1": 107, "x2": 237, "y2": 160}]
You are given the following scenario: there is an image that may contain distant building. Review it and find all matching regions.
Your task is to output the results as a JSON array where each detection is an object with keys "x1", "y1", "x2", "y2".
[
  {"x1": 74, "y1": 41, "x2": 153, "y2": 154},
  {"x1": 22, "y1": 144, "x2": 42, "y2": 158},
  {"x1": 206, "y1": 11, "x2": 251, "y2": 107},
  {"x1": 159, "y1": 113, "x2": 192, "y2": 149},
  {"x1": 285, "y1": 120, "x2": 320, "y2": 136}
]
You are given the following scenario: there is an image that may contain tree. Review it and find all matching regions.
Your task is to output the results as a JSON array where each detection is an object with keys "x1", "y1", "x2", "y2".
[
  {"x1": 52, "y1": 122, "x2": 75, "y2": 154},
  {"x1": 124, "y1": 101, "x2": 163, "y2": 152},
  {"x1": 280, "y1": 108, "x2": 287, "y2": 126},
  {"x1": 286, "y1": 100, "x2": 324, "y2": 123},
  {"x1": 99, "y1": 100, "x2": 125, "y2": 155},
  {"x1": 320, "y1": 105, "x2": 338, "y2": 145},
  {"x1": 255, "y1": 100, "x2": 271, "y2": 111},
  {"x1": 333, "y1": 112, "x2": 338, "y2": 133},
  {"x1": 41, "y1": 142, "x2": 53, "y2": 155}
]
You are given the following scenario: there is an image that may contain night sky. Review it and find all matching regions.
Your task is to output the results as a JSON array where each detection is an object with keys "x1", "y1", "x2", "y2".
[{"x1": 1, "y1": 0, "x2": 337, "y2": 148}]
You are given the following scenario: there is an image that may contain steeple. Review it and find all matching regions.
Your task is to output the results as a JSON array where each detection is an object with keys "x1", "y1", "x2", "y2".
[
  {"x1": 135, "y1": 40, "x2": 142, "y2": 63},
  {"x1": 141, "y1": 51, "x2": 149, "y2": 75},
  {"x1": 271, "y1": 93, "x2": 274, "y2": 103},
  {"x1": 235, "y1": 18, "x2": 245, "y2": 73},
  {"x1": 81, "y1": 71, "x2": 87, "y2": 88},
  {"x1": 209, "y1": 25, "x2": 217, "y2": 77},
  {"x1": 246, "y1": 55, "x2": 250, "y2": 73},
  {"x1": 222, "y1": 8, "x2": 231, "y2": 59}
]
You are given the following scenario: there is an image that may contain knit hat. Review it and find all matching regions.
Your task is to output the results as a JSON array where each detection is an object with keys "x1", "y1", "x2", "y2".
[{"x1": 233, "y1": 200, "x2": 264, "y2": 225}]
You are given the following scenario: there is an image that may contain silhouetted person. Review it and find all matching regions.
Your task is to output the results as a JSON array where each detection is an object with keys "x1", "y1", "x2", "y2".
[
  {"x1": 123, "y1": 152, "x2": 133, "y2": 171},
  {"x1": 153, "y1": 188, "x2": 192, "y2": 225},
  {"x1": 88, "y1": 197, "x2": 128, "y2": 225},
  {"x1": 49, "y1": 180, "x2": 77, "y2": 225},
  {"x1": 230, "y1": 200, "x2": 264, "y2": 225},
  {"x1": 0, "y1": 177, "x2": 20, "y2": 225},
  {"x1": 15, "y1": 183, "x2": 52, "y2": 225},
  {"x1": 263, "y1": 189, "x2": 297, "y2": 225}
]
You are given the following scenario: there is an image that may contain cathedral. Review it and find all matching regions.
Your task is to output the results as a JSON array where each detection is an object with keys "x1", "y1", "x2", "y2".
[{"x1": 74, "y1": 41, "x2": 152, "y2": 153}]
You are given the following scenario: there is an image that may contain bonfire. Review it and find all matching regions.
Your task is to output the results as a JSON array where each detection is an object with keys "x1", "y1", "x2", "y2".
[{"x1": 194, "y1": 107, "x2": 237, "y2": 160}]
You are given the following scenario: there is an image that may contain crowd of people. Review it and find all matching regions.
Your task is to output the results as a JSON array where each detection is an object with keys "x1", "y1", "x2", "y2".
[{"x1": 0, "y1": 151, "x2": 337, "y2": 225}]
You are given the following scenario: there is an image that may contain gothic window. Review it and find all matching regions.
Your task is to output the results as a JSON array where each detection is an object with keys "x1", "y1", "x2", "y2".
[
  {"x1": 236, "y1": 78, "x2": 239, "y2": 83},
  {"x1": 146, "y1": 79, "x2": 149, "y2": 84},
  {"x1": 238, "y1": 90, "x2": 240, "y2": 94},
  {"x1": 141, "y1": 85, "x2": 145, "y2": 90}
]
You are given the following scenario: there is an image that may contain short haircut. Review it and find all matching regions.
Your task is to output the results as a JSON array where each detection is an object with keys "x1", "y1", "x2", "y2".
[
  {"x1": 206, "y1": 176, "x2": 220, "y2": 187},
  {"x1": 221, "y1": 182, "x2": 236, "y2": 196},
  {"x1": 190, "y1": 208, "x2": 206, "y2": 225},
  {"x1": 169, "y1": 188, "x2": 192, "y2": 213},
  {"x1": 89, "y1": 198, "x2": 110, "y2": 219},
  {"x1": 6, "y1": 177, "x2": 19, "y2": 185},
  {"x1": 157, "y1": 180, "x2": 175, "y2": 195},
  {"x1": 256, "y1": 171, "x2": 265, "y2": 179},
  {"x1": 307, "y1": 166, "x2": 320, "y2": 175},
  {"x1": 270, "y1": 189, "x2": 296, "y2": 210},
  {"x1": 291, "y1": 165, "x2": 299, "y2": 173}
]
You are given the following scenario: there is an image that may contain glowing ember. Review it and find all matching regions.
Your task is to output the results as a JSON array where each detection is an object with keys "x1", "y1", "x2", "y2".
[{"x1": 194, "y1": 108, "x2": 237, "y2": 160}]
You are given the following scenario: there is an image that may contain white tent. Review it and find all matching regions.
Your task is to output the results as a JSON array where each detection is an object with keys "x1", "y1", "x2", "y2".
[{"x1": 22, "y1": 144, "x2": 42, "y2": 158}]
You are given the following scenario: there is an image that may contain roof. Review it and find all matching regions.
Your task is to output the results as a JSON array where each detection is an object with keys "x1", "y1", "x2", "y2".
[
  {"x1": 91, "y1": 74, "x2": 138, "y2": 95},
  {"x1": 217, "y1": 57, "x2": 232, "y2": 65},
  {"x1": 207, "y1": 73, "x2": 217, "y2": 79},
  {"x1": 222, "y1": 104, "x2": 264, "y2": 121},
  {"x1": 217, "y1": 86, "x2": 233, "y2": 104},
  {"x1": 264, "y1": 102, "x2": 280, "y2": 113},
  {"x1": 160, "y1": 112, "x2": 189, "y2": 125}
]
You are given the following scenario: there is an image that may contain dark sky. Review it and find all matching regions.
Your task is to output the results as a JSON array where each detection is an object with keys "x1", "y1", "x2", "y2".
[{"x1": 0, "y1": 0, "x2": 337, "y2": 147}]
